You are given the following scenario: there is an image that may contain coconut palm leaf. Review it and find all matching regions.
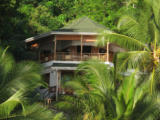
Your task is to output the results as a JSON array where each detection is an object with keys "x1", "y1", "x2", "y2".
[
  {"x1": 117, "y1": 13, "x2": 151, "y2": 44},
  {"x1": 77, "y1": 60, "x2": 115, "y2": 95},
  {"x1": 0, "y1": 91, "x2": 24, "y2": 119},
  {"x1": 152, "y1": 0, "x2": 160, "y2": 28},
  {"x1": 56, "y1": 60, "x2": 160, "y2": 120},
  {"x1": 21, "y1": 104, "x2": 64, "y2": 120},
  {"x1": 97, "y1": 0, "x2": 160, "y2": 94},
  {"x1": 97, "y1": 31, "x2": 149, "y2": 51},
  {"x1": 0, "y1": 47, "x2": 62, "y2": 120},
  {"x1": 56, "y1": 60, "x2": 114, "y2": 120},
  {"x1": 131, "y1": 98, "x2": 160, "y2": 120},
  {"x1": 115, "y1": 51, "x2": 152, "y2": 71},
  {"x1": 147, "y1": 64, "x2": 160, "y2": 94},
  {"x1": 112, "y1": 70, "x2": 160, "y2": 120},
  {"x1": 6, "y1": 103, "x2": 64, "y2": 120}
]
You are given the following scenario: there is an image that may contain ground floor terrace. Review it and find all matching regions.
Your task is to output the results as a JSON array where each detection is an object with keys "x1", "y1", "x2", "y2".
[{"x1": 39, "y1": 61, "x2": 113, "y2": 102}]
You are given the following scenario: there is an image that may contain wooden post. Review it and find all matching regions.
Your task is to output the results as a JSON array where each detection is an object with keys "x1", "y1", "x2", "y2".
[
  {"x1": 81, "y1": 35, "x2": 83, "y2": 60},
  {"x1": 106, "y1": 42, "x2": 109, "y2": 62},
  {"x1": 58, "y1": 71, "x2": 61, "y2": 94},
  {"x1": 56, "y1": 70, "x2": 58, "y2": 101},
  {"x1": 54, "y1": 36, "x2": 57, "y2": 60},
  {"x1": 38, "y1": 49, "x2": 40, "y2": 62}
]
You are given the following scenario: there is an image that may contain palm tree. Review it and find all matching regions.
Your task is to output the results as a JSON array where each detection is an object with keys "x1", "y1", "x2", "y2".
[
  {"x1": 97, "y1": 0, "x2": 160, "y2": 93},
  {"x1": 0, "y1": 47, "x2": 64, "y2": 120},
  {"x1": 55, "y1": 60, "x2": 160, "y2": 120}
]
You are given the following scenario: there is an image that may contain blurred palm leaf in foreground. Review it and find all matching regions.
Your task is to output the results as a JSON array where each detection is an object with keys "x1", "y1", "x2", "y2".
[
  {"x1": 55, "y1": 60, "x2": 160, "y2": 120},
  {"x1": 0, "y1": 47, "x2": 64, "y2": 120}
]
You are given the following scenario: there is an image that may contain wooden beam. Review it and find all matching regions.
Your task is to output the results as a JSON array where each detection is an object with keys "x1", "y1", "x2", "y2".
[
  {"x1": 56, "y1": 35, "x2": 81, "y2": 40},
  {"x1": 37, "y1": 43, "x2": 41, "y2": 62},
  {"x1": 85, "y1": 40, "x2": 96, "y2": 42},
  {"x1": 38, "y1": 49, "x2": 40, "y2": 62},
  {"x1": 106, "y1": 42, "x2": 109, "y2": 62},
  {"x1": 83, "y1": 35, "x2": 97, "y2": 42},
  {"x1": 81, "y1": 35, "x2": 83, "y2": 60},
  {"x1": 54, "y1": 36, "x2": 57, "y2": 60},
  {"x1": 56, "y1": 35, "x2": 97, "y2": 41},
  {"x1": 56, "y1": 70, "x2": 58, "y2": 101}
]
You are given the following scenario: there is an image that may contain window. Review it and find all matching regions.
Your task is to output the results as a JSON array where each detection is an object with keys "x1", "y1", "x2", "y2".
[
  {"x1": 99, "y1": 48, "x2": 106, "y2": 53},
  {"x1": 77, "y1": 46, "x2": 91, "y2": 53}
]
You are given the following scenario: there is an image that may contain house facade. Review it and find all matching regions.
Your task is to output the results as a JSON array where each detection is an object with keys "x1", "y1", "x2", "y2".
[{"x1": 25, "y1": 17, "x2": 124, "y2": 100}]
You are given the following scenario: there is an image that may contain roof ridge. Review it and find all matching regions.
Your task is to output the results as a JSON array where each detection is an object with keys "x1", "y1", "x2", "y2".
[
  {"x1": 68, "y1": 17, "x2": 82, "y2": 28},
  {"x1": 87, "y1": 17, "x2": 107, "y2": 29},
  {"x1": 63, "y1": 16, "x2": 88, "y2": 28}
]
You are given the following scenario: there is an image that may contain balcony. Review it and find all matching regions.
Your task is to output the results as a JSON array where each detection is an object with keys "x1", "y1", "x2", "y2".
[{"x1": 40, "y1": 52, "x2": 113, "y2": 63}]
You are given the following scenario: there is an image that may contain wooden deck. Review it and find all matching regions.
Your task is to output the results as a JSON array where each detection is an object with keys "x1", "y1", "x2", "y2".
[{"x1": 40, "y1": 52, "x2": 113, "y2": 63}]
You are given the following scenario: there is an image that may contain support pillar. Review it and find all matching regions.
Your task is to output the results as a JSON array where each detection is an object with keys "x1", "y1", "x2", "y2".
[
  {"x1": 106, "y1": 42, "x2": 109, "y2": 62},
  {"x1": 54, "y1": 36, "x2": 57, "y2": 60},
  {"x1": 50, "y1": 71, "x2": 57, "y2": 87},
  {"x1": 80, "y1": 35, "x2": 83, "y2": 60},
  {"x1": 50, "y1": 70, "x2": 58, "y2": 101},
  {"x1": 38, "y1": 49, "x2": 40, "y2": 62}
]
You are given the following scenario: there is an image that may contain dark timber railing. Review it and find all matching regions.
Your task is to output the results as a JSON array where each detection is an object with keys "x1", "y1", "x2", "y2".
[{"x1": 40, "y1": 52, "x2": 113, "y2": 63}]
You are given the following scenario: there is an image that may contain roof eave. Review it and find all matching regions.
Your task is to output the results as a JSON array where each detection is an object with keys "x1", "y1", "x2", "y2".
[{"x1": 25, "y1": 31, "x2": 99, "y2": 43}]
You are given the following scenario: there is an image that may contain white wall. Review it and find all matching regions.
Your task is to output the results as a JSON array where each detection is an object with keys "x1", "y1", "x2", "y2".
[{"x1": 49, "y1": 71, "x2": 58, "y2": 87}]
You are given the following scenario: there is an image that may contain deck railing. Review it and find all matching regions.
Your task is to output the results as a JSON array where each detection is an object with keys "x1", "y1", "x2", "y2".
[{"x1": 40, "y1": 52, "x2": 112, "y2": 63}]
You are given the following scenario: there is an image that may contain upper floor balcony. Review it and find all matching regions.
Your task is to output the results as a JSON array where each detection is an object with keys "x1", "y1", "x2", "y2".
[{"x1": 40, "y1": 52, "x2": 113, "y2": 63}]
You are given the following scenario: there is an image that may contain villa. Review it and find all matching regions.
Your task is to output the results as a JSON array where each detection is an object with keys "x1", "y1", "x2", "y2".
[{"x1": 25, "y1": 17, "x2": 124, "y2": 100}]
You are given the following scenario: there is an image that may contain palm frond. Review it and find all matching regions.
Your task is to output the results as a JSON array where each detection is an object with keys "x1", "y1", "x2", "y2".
[
  {"x1": 77, "y1": 60, "x2": 115, "y2": 97},
  {"x1": 115, "y1": 51, "x2": 152, "y2": 71},
  {"x1": 0, "y1": 91, "x2": 24, "y2": 119},
  {"x1": 132, "y1": 97, "x2": 160, "y2": 120},
  {"x1": 118, "y1": 14, "x2": 151, "y2": 44},
  {"x1": 0, "y1": 47, "x2": 59, "y2": 120},
  {"x1": 56, "y1": 60, "x2": 160, "y2": 120},
  {"x1": 97, "y1": 31, "x2": 149, "y2": 51},
  {"x1": 152, "y1": 0, "x2": 160, "y2": 29},
  {"x1": 9, "y1": 103, "x2": 63, "y2": 120}
]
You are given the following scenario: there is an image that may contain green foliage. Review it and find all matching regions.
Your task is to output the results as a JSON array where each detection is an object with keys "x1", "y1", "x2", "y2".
[
  {"x1": 73, "y1": 0, "x2": 124, "y2": 30},
  {"x1": 0, "y1": 47, "x2": 62, "y2": 120},
  {"x1": 0, "y1": 0, "x2": 125, "y2": 61},
  {"x1": 97, "y1": 0, "x2": 160, "y2": 93},
  {"x1": 17, "y1": 0, "x2": 124, "y2": 33},
  {"x1": 55, "y1": 60, "x2": 160, "y2": 120}
]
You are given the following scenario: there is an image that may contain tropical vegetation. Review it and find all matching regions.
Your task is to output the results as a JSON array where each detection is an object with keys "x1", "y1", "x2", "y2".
[
  {"x1": 0, "y1": 47, "x2": 63, "y2": 120},
  {"x1": 0, "y1": 0, "x2": 124, "y2": 61},
  {"x1": 54, "y1": 0, "x2": 160, "y2": 119},
  {"x1": 97, "y1": 0, "x2": 160, "y2": 94},
  {"x1": 2, "y1": 0, "x2": 160, "y2": 120},
  {"x1": 55, "y1": 60, "x2": 160, "y2": 120}
]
